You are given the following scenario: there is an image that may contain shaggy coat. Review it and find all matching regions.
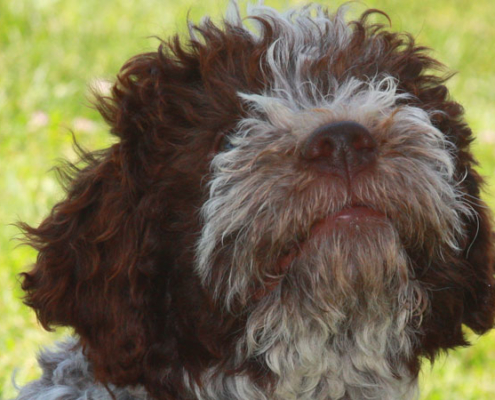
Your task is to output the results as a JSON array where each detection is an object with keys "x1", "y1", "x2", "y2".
[{"x1": 18, "y1": 2, "x2": 495, "y2": 400}]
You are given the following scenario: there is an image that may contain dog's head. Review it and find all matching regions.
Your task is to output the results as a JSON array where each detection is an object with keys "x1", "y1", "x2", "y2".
[{"x1": 21, "y1": 3, "x2": 494, "y2": 398}]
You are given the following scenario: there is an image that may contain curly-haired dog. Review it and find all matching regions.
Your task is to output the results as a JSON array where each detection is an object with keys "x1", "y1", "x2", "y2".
[{"x1": 16, "y1": 2, "x2": 495, "y2": 400}]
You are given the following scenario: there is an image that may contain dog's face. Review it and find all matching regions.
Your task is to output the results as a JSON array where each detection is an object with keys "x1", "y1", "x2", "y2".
[{"x1": 21, "y1": 3, "x2": 495, "y2": 400}]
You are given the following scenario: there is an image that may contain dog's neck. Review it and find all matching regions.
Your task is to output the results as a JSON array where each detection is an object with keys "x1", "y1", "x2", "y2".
[
  {"x1": 186, "y1": 233, "x2": 426, "y2": 400},
  {"x1": 186, "y1": 291, "x2": 421, "y2": 400}
]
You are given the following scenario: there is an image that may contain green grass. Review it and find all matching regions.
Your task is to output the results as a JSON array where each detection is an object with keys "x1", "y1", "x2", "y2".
[{"x1": 1, "y1": 0, "x2": 494, "y2": 398}]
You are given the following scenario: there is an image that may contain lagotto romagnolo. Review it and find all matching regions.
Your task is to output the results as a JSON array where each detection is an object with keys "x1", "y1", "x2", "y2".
[{"x1": 16, "y1": 1, "x2": 495, "y2": 400}]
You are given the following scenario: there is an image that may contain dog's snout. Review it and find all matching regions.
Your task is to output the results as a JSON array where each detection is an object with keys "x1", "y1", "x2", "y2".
[{"x1": 301, "y1": 121, "x2": 377, "y2": 178}]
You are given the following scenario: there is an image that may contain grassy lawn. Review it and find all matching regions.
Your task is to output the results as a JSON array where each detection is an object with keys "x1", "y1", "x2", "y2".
[{"x1": 1, "y1": 0, "x2": 494, "y2": 398}]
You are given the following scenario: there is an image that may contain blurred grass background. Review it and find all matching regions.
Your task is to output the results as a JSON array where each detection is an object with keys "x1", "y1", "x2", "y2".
[{"x1": 1, "y1": 0, "x2": 494, "y2": 398}]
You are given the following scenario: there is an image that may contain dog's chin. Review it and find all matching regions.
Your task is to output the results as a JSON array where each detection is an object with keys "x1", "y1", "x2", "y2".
[
  {"x1": 271, "y1": 211, "x2": 410, "y2": 313},
  {"x1": 277, "y1": 205, "x2": 389, "y2": 273}
]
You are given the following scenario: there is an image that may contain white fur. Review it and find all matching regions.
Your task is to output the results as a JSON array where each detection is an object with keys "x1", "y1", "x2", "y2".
[
  {"x1": 193, "y1": 2, "x2": 471, "y2": 400},
  {"x1": 13, "y1": 339, "x2": 149, "y2": 400}
]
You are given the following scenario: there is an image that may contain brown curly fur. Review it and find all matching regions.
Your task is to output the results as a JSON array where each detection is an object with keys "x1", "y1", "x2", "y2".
[{"x1": 19, "y1": 4, "x2": 494, "y2": 399}]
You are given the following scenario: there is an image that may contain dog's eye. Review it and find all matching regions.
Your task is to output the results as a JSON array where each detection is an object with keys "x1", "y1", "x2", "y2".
[{"x1": 218, "y1": 135, "x2": 236, "y2": 152}]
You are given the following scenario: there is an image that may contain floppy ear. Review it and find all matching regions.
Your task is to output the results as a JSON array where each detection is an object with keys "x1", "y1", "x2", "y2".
[
  {"x1": 19, "y1": 37, "x2": 228, "y2": 392},
  {"x1": 460, "y1": 168, "x2": 495, "y2": 333},
  {"x1": 413, "y1": 84, "x2": 495, "y2": 355},
  {"x1": 20, "y1": 143, "x2": 156, "y2": 384},
  {"x1": 19, "y1": 51, "x2": 175, "y2": 386}
]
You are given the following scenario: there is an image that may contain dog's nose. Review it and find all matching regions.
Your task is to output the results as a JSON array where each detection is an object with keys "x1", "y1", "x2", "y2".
[{"x1": 301, "y1": 121, "x2": 377, "y2": 178}]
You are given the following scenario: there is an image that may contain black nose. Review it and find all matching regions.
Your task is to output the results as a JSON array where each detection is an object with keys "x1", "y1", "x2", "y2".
[{"x1": 301, "y1": 121, "x2": 377, "y2": 179}]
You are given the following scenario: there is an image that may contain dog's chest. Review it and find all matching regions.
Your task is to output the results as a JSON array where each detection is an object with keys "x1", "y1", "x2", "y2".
[{"x1": 188, "y1": 309, "x2": 419, "y2": 400}]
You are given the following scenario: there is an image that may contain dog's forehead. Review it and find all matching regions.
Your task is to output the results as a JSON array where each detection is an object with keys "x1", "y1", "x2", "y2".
[
  {"x1": 193, "y1": 4, "x2": 440, "y2": 140},
  {"x1": 237, "y1": 78, "x2": 410, "y2": 132},
  {"x1": 190, "y1": 5, "x2": 380, "y2": 104},
  {"x1": 226, "y1": 6, "x2": 358, "y2": 101}
]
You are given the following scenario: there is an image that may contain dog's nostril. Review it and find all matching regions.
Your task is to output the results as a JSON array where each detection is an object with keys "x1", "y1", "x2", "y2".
[{"x1": 302, "y1": 121, "x2": 377, "y2": 177}]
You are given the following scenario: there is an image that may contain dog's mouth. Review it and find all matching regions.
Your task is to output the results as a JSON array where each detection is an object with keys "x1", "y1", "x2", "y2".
[
  {"x1": 311, "y1": 205, "x2": 387, "y2": 234},
  {"x1": 254, "y1": 205, "x2": 387, "y2": 299},
  {"x1": 281, "y1": 205, "x2": 387, "y2": 269}
]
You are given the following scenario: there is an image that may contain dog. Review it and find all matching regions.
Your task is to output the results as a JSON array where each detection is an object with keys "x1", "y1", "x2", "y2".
[{"x1": 16, "y1": 2, "x2": 495, "y2": 399}]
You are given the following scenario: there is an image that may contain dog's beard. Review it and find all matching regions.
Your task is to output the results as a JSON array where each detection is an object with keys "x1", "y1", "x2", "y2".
[
  {"x1": 239, "y1": 220, "x2": 425, "y2": 399},
  {"x1": 251, "y1": 218, "x2": 418, "y2": 321}
]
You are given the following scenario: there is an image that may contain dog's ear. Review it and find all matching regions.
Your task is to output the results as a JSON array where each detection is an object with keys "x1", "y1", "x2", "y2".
[
  {"x1": 460, "y1": 168, "x2": 495, "y2": 333},
  {"x1": 19, "y1": 51, "x2": 179, "y2": 387},
  {"x1": 19, "y1": 144, "x2": 157, "y2": 384},
  {"x1": 20, "y1": 30, "x2": 245, "y2": 391},
  {"x1": 416, "y1": 95, "x2": 495, "y2": 355}
]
